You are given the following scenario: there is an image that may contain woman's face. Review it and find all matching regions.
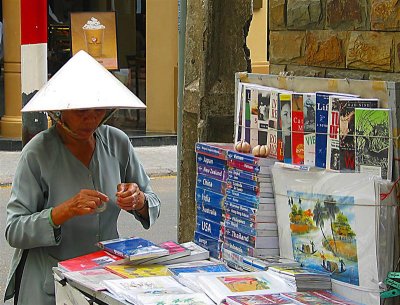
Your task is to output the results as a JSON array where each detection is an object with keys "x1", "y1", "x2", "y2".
[{"x1": 60, "y1": 109, "x2": 107, "y2": 140}]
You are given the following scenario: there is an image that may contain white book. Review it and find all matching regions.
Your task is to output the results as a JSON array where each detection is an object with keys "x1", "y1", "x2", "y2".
[
  {"x1": 102, "y1": 276, "x2": 193, "y2": 304},
  {"x1": 196, "y1": 271, "x2": 295, "y2": 304},
  {"x1": 63, "y1": 268, "x2": 122, "y2": 291},
  {"x1": 135, "y1": 292, "x2": 215, "y2": 305},
  {"x1": 161, "y1": 241, "x2": 209, "y2": 265}
]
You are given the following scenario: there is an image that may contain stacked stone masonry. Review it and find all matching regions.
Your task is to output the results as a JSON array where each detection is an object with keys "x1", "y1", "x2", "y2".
[{"x1": 269, "y1": 0, "x2": 400, "y2": 81}]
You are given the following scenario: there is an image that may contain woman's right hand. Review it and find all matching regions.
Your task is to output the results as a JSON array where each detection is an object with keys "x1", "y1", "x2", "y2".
[
  {"x1": 51, "y1": 189, "x2": 109, "y2": 226},
  {"x1": 68, "y1": 189, "x2": 109, "y2": 216}
]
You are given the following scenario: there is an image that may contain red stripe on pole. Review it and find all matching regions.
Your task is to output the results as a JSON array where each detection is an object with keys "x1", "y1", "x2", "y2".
[{"x1": 21, "y1": 0, "x2": 47, "y2": 45}]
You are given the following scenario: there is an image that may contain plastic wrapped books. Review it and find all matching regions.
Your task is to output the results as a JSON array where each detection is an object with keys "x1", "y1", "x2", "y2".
[{"x1": 62, "y1": 268, "x2": 121, "y2": 291}]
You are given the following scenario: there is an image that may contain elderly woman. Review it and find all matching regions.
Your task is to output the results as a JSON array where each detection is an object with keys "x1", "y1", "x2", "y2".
[{"x1": 4, "y1": 51, "x2": 161, "y2": 305}]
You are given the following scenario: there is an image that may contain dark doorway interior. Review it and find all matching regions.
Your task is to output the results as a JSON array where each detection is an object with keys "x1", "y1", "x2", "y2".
[{"x1": 47, "y1": 0, "x2": 146, "y2": 131}]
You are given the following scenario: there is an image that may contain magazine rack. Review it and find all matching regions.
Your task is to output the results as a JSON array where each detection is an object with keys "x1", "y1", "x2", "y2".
[{"x1": 234, "y1": 72, "x2": 400, "y2": 180}]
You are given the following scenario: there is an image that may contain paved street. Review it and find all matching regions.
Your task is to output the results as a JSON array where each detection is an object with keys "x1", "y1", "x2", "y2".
[{"x1": 0, "y1": 145, "x2": 179, "y2": 303}]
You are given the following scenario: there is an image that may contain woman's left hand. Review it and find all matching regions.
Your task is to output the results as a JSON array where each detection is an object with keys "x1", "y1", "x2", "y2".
[{"x1": 116, "y1": 183, "x2": 145, "y2": 211}]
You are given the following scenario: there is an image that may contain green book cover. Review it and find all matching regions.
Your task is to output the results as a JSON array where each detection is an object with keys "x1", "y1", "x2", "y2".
[{"x1": 355, "y1": 108, "x2": 392, "y2": 180}]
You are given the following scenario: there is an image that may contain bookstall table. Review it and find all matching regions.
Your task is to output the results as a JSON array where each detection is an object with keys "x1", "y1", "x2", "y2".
[{"x1": 53, "y1": 268, "x2": 129, "y2": 305}]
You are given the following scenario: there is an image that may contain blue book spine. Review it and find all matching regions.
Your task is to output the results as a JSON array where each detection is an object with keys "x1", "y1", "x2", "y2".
[
  {"x1": 197, "y1": 164, "x2": 228, "y2": 181},
  {"x1": 225, "y1": 226, "x2": 256, "y2": 247},
  {"x1": 196, "y1": 174, "x2": 227, "y2": 194},
  {"x1": 197, "y1": 153, "x2": 227, "y2": 169},
  {"x1": 194, "y1": 231, "x2": 221, "y2": 259},
  {"x1": 228, "y1": 173, "x2": 258, "y2": 186},
  {"x1": 224, "y1": 237, "x2": 256, "y2": 257},
  {"x1": 225, "y1": 218, "x2": 257, "y2": 236},
  {"x1": 226, "y1": 189, "x2": 273, "y2": 204},
  {"x1": 195, "y1": 142, "x2": 229, "y2": 160},
  {"x1": 196, "y1": 216, "x2": 224, "y2": 240},
  {"x1": 195, "y1": 187, "x2": 225, "y2": 210},
  {"x1": 245, "y1": 88, "x2": 251, "y2": 142},
  {"x1": 227, "y1": 180, "x2": 260, "y2": 195},
  {"x1": 227, "y1": 150, "x2": 260, "y2": 165},
  {"x1": 315, "y1": 93, "x2": 330, "y2": 168},
  {"x1": 225, "y1": 201, "x2": 258, "y2": 220},
  {"x1": 225, "y1": 194, "x2": 258, "y2": 209},
  {"x1": 196, "y1": 203, "x2": 224, "y2": 223}
]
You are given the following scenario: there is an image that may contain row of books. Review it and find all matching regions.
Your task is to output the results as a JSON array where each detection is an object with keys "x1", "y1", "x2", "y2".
[
  {"x1": 194, "y1": 142, "x2": 282, "y2": 265},
  {"x1": 235, "y1": 82, "x2": 392, "y2": 180}
]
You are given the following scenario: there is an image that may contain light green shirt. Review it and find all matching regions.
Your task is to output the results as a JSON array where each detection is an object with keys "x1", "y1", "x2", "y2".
[{"x1": 4, "y1": 125, "x2": 161, "y2": 304}]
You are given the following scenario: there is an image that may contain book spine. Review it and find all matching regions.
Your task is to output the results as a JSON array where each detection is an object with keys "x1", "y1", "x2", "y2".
[
  {"x1": 250, "y1": 88, "x2": 259, "y2": 147},
  {"x1": 223, "y1": 237, "x2": 256, "y2": 257},
  {"x1": 228, "y1": 159, "x2": 260, "y2": 173},
  {"x1": 196, "y1": 216, "x2": 224, "y2": 240},
  {"x1": 225, "y1": 200, "x2": 258, "y2": 217},
  {"x1": 244, "y1": 87, "x2": 251, "y2": 143},
  {"x1": 291, "y1": 93, "x2": 304, "y2": 165},
  {"x1": 257, "y1": 89, "x2": 271, "y2": 146},
  {"x1": 196, "y1": 153, "x2": 227, "y2": 169},
  {"x1": 228, "y1": 168, "x2": 272, "y2": 181},
  {"x1": 326, "y1": 97, "x2": 341, "y2": 171},
  {"x1": 235, "y1": 83, "x2": 244, "y2": 143},
  {"x1": 303, "y1": 93, "x2": 316, "y2": 166},
  {"x1": 225, "y1": 218, "x2": 257, "y2": 236},
  {"x1": 197, "y1": 164, "x2": 228, "y2": 181},
  {"x1": 196, "y1": 203, "x2": 224, "y2": 223},
  {"x1": 227, "y1": 150, "x2": 266, "y2": 166},
  {"x1": 196, "y1": 174, "x2": 227, "y2": 194},
  {"x1": 279, "y1": 93, "x2": 292, "y2": 164},
  {"x1": 195, "y1": 143, "x2": 228, "y2": 160},
  {"x1": 225, "y1": 227, "x2": 256, "y2": 247},
  {"x1": 227, "y1": 180, "x2": 261, "y2": 196},
  {"x1": 194, "y1": 231, "x2": 222, "y2": 259},
  {"x1": 267, "y1": 91, "x2": 280, "y2": 159},
  {"x1": 195, "y1": 187, "x2": 225, "y2": 210},
  {"x1": 315, "y1": 93, "x2": 330, "y2": 168}
]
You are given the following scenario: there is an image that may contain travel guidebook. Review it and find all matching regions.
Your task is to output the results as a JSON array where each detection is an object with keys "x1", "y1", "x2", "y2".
[
  {"x1": 136, "y1": 241, "x2": 191, "y2": 265},
  {"x1": 97, "y1": 237, "x2": 169, "y2": 261},
  {"x1": 272, "y1": 166, "x2": 381, "y2": 304}
]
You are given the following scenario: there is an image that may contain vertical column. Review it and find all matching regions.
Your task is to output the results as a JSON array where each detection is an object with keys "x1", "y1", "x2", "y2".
[
  {"x1": 178, "y1": 0, "x2": 252, "y2": 242},
  {"x1": 20, "y1": 0, "x2": 48, "y2": 145},
  {"x1": 0, "y1": 0, "x2": 22, "y2": 138}
]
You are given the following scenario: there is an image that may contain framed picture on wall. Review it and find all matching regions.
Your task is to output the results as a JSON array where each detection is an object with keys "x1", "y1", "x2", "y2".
[{"x1": 70, "y1": 12, "x2": 118, "y2": 70}]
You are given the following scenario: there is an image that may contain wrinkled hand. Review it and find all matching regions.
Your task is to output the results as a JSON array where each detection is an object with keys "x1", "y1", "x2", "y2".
[
  {"x1": 116, "y1": 183, "x2": 143, "y2": 211},
  {"x1": 68, "y1": 189, "x2": 109, "y2": 216}
]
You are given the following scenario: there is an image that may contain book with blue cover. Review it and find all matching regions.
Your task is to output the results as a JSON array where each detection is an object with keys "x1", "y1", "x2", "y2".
[
  {"x1": 197, "y1": 153, "x2": 227, "y2": 169},
  {"x1": 195, "y1": 142, "x2": 232, "y2": 160},
  {"x1": 167, "y1": 262, "x2": 230, "y2": 276},
  {"x1": 196, "y1": 216, "x2": 224, "y2": 240},
  {"x1": 97, "y1": 237, "x2": 169, "y2": 261},
  {"x1": 196, "y1": 174, "x2": 227, "y2": 194},
  {"x1": 194, "y1": 231, "x2": 221, "y2": 259},
  {"x1": 195, "y1": 187, "x2": 225, "y2": 209},
  {"x1": 197, "y1": 163, "x2": 228, "y2": 181},
  {"x1": 196, "y1": 203, "x2": 224, "y2": 223}
]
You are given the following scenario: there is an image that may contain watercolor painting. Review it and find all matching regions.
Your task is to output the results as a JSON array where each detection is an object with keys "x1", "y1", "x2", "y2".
[
  {"x1": 218, "y1": 275, "x2": 270, "y2": 292},
  {"x1": 287, "y1": 190, "x2": 359, "y2": 285}
]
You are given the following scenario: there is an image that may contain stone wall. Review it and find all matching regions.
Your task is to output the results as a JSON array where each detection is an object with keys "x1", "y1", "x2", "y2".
[{"x1": 269, "y1": 0, "x2": 400, "y2": 81}]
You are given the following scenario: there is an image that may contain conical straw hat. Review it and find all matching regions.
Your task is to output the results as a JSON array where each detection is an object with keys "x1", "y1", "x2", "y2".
[{"x1": 21, "y1": 50, "x2": 146, "y2": 112}]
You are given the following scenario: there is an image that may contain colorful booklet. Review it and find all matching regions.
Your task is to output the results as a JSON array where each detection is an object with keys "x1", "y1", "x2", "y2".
[
  {"x1": 105, "y1": 264, "x2": 171, "y2": 278},
  {"x1": 58, "y1": 250, "x2": 124, "y2": 272},
  {"x1": 196, "y1": 271, "x2": 295, "y2": 304},
  {"x1": 167, "y1": 261, "x2": 230, "y2": 276},
  {"x1": 136, "y1": 241, "x2": 191, "y2": 265},
  {"x1": 97, "y1": 236, "x2": 169, "y2": 261},
  {"x1": 163, "y1": 241, "x2": 210, "y2": 265}
]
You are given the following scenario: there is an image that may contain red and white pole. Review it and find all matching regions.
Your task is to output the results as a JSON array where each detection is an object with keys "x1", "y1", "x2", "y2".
[{"x1": 21, "y1": 0, "x2": 48, "y2": 145}]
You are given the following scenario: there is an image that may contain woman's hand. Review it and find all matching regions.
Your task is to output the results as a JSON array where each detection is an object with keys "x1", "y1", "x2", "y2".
[
  {"x1": 116, "y1": 183, "x2": 145, "y2": 212},
  {"x1": 68, "y1": 189, "x2": 109, "y2": 216},
  {"x1": 51, "y1": 189, "x2": 109, "y2": 226}
]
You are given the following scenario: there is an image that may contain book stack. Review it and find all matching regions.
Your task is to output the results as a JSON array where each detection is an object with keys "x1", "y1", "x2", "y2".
[
  {"x1": 222, "y1": 149, "x2": 280, "y2": 270},
  {"x1": 267, "y1": 266, "x2": 331, "y2": 291},
  {"x1": 194, "y1": 142, "x2": 233, "y2": 258}
]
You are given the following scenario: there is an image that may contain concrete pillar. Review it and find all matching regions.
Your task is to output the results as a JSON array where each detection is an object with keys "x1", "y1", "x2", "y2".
[
  {"x1": 178, "y1": 0, "x2": 252, "y2": 242},
  {"x1": 0, "y1": 0, "x2": 22, "y2": 138}
]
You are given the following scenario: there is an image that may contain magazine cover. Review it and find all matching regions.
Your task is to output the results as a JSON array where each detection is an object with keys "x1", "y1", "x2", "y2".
[{"x1": 272, "y1": 166, "x2": 380, "y2": 304}]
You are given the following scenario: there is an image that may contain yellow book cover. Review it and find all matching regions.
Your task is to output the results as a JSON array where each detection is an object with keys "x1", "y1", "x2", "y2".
[{"x1": 105, "y1": 264, "x2": 172, "y2": 278}]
